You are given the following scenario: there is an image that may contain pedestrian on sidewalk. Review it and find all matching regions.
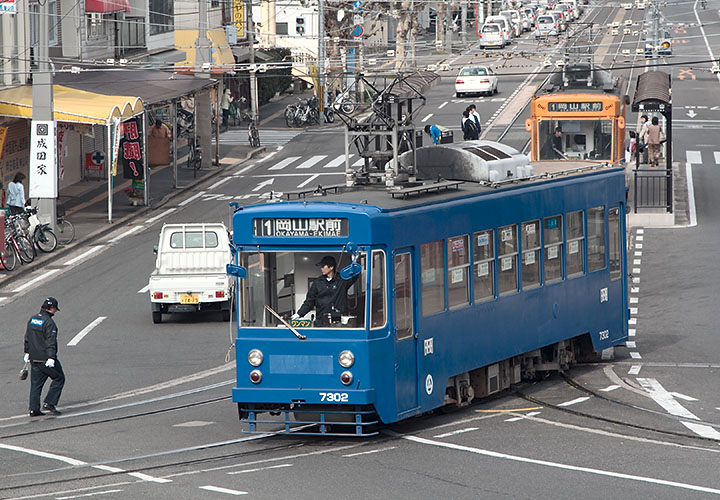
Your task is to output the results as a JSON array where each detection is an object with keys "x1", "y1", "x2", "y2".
[
  {"x1": 424, "y1": 124, "x2": 442, "y2": 145},
  {"x1": 24, "y1": 297, "x2": 65, "y2": 417},
  {"x1": 461, "y1": 110, "x2": 479, "y2": 140},
  {"x1": 646, "y1": 116, "x2": 664, "y2": 168},
  {"x1": 467, "y1": 104, "x2": 482, "y2": 134},
  {"x1": 221, "y1": 89, "x2": 234, "y2": 128},
  {"x1": 7, "y1": 172, "x2": 26, "y2": 215},
  {"x1": 637, "y1": 114, "x2": 649, "y2": 164}
]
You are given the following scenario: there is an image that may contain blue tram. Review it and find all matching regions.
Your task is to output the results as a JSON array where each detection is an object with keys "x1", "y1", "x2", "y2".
[{"x1": 227, "y1": 144, "x2": 628, "y2": 435}]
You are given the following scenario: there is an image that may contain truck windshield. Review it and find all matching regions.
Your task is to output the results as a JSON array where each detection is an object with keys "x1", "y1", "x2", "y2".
[{"x1": 239, "y1": 250, "x2": 385, "y2": 329}]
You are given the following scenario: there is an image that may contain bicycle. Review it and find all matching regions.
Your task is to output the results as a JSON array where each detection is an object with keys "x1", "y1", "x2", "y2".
[
  {"x1": 56, "y1": 214, "x2": 75, "y2": 245},
  {"x1": 4, "y1": 217, "x2": 34, "y2": 269},
  {"x1": 284, "y1": 103, "x2": 298, "y2": 127},
  {"x1": 24, "y1": 207, "x2": 58, "y2": 253},
  {"x1": 187, "y1": 136, "x2": 203, "y2": 178},
  {"x1": 248, "y1": 121, "x2": 261, "y2": 147}
]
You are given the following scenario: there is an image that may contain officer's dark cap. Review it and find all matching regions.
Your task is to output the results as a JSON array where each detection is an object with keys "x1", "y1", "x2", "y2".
[
  {"x1": 42, "y1": 297, "x2": 60, "y2": 311},
  {"x1": 316, "y1": 255, "x2": 337, "y2": 268}
]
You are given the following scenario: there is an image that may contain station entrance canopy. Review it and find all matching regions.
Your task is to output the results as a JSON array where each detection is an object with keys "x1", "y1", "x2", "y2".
[{"x1": 85, "y1": 0, "x2": 130, "y2": 12}]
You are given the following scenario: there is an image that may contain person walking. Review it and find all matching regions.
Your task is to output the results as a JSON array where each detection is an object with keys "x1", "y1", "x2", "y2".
[
  {"x1": 424, "y1": 124, "x2": 442, "y2": 145},
  {"x1": 637, "y1": 114, "x2": 649, "y2": 164},
  {"x1": 467, "y1": 104, "x2": 482, "y2": 134},
  {"x1": 24, "y1": 297, "x2": 65, "y2": 417},
  {"x1": 7, "y1": 172, "x2": 26, "y2": 215},
  {"x1": 646, "y1": 116, "x2": 663, "y2": 168},
  {"x1": 221, "y1": 88, "x2": 234, "y2": 128},
  {"x1": 461, "y1": 110, "x2": 479, "y2": 140}
]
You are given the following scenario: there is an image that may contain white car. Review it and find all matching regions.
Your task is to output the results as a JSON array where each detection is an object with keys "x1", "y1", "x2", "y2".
[
  {"x1": 479, "y1": 22, "x2": 508, "y2": 48},
  {"x1": 455, "y1": 66, "x2": 499, "y2": 97}
]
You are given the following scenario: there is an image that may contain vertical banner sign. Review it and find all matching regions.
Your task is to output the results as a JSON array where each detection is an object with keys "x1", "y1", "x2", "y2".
[
  {"x1": 0, "y1": 126, "x2": 8, "y2": 160},
  {"x1": 120, "y1": 118, "x2": 144, "y2": 180},
  {"x1": 29, "y1": 120, "x2": 57, "y2": 198},
  {"x1": 232, "y1": 0, "x2": 246, "y2": 39},
  {"x1": 57, "y1": 129, "x2": 65, "y2": 180},
  {"x1": 111, "y1": 117, "x2": 121, "y2": 176},
  {"x1": 0, "y1": 0, "x2": 17, "y2": 13}
]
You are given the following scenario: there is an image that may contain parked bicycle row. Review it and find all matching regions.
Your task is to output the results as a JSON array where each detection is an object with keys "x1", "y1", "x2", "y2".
[{"x1": 1, "y1": 208, "x2": 75, "y2": 272}]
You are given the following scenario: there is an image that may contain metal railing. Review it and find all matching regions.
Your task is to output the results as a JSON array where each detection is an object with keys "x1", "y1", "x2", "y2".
[{"x1": 633, "y1": 166, "x2": 672, "y2": 213}]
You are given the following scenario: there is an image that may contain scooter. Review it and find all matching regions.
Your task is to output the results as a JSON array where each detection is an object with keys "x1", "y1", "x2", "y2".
[{"x1": 25, "y1": 207, "x2": 58, "y2": 253}]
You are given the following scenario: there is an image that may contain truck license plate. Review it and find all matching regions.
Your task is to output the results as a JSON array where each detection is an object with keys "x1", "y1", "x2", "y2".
[{"x1": 180, "y1": 294, "x2": 199, "y2": 304}]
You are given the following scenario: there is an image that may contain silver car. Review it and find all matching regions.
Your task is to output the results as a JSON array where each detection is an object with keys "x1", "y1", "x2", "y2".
[{"x1": 535, "y1": 14, "x2": 560, "y2": 38}]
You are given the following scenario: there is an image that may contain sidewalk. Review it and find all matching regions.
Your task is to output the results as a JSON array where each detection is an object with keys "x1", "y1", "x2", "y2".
[{"x1": 0, "y1": 91, "x2": 317, "y2": 289}]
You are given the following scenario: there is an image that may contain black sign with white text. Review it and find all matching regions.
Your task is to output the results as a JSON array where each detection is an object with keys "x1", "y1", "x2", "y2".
[{"x1": 253, "y1": 218, "x2": 349, "y2": 237}]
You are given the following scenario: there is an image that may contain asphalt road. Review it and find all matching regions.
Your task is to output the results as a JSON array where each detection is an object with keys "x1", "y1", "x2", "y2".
[{"x1": 3, "y1": 2, "x2": 720, "y2": 499}]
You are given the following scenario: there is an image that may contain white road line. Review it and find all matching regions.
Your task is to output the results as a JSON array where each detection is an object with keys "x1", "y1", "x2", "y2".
[
  {"x1": 636, "y1": 243, "x2": 643, "y2": 249},
  {"x1": 631, "y1": 287, "x2": 639, "y2": 293},
  {"x1": 637, "y1": 378, "x2": 699, "y2": 420},
  {"x1": 343, "y1": 446, "x2": 397, "y2": 457},
  {"x1": 636, "y1": 229, "x2": 644, "y2": 234},
  {"x1": 173, "y1": 420, "x2": 215, "y2": 427},
  {"x1": 179, "y1": 190, "x2": 207, "y2": 207},
  {"x1": 256, "y1": 151, "x2": 277, "y2": 163},
  {"x1": 505, "y1": 416, "x2": 524, "y2": 422},
  {"x1": 108, "y1": 225, "x2": 144, "y2": 243},
  {"x1": 199, "y1": 486, "x2": 247, "y2": 495},
  {"x1": 296, "y1": 155, "x2": 328, "y2": 169},
  {"x1": 632, "y1": 277, "x2": 640, "y2": 283},
  {"x1": 12, "y1": 269, "x2": 60, "y2": 293},
  {"x1": 352, "y1": 157, "x2": 364, "y2": 167},
  {"x1": 634, "y1": 251, "x2": 642, "y2": 256},
  {"x1": 402, "y1": 435, "x2": 720, "y2": 495},
  {"x1": 433, "y1": 427, "x2": 479, "y2": 438},
  {"x1": 128, "y1": 472, "x2": 171, "y2": 483},
  {"x1": 670, "y1": 392, "x2": 698, "y2": 402},
  {"x1": 268, "y1": 156, "x2": 301, "y2": 171},
  {"x1": 629, "y1": 329, "x2": 636, "y2": 337},
  {"x1": 633, "y1": 259, "x2": 641, "y2": 265},
  {"x1": 686, "y1": 150, "x2": 702, "y2": 164},
  {"x1": 57, "y1": 490, "x2": 124, "y2": 499},
  {"x1": 93, "y1": 465, "x2": 125, "y2": 473},
  {"x1": 438, "y1": 101, "x2": 448, "y2": 109},
  {"x1": 636, "y1": 235, "x2": 644, "y2": 241},
  {"x1": 229, "y1": 464, "x2": 293, "y2": 474},
  {"x1": 557, "y1": 397, "x2": 590, "y2": 407},
  {"x1": 297, "y1": 174, "x2": 320, "y2": 188},
  {"x1": 323, "y1": 154, "x2": 347, "y2": 169},
  {"x1": 632, "y1": 267, "x2": 641, "y2": 274},
  {"x1": 715, "y1": 152, "x2": 720, "y2": 164},
  {"x1": 630, "y1": 352, "x2": 642, "y2": 359},
  {"x1": 137, "y1": 284, "x2": 150, "y2": 294},
  {"x1": 629, "y1": 365, "x2": 642, "y2": 375},
  {"x1": 209, "y1": 177, "x2": 232, "y2": 190},
  {"x1": 681, "y1": 422, "x2": 720, "y2": 440},
  {"x1": 630, "y1": 297, "x2": 638, "y2": 304},
  {"x1": 68, "y1": 316, "x2": 107, "y2": 346},
  {"x1": 233, "y1": 164, "x2": 255, "y2": 175},
  {"x1": 145, "y1": 208, "x2": 176, "y2": 224},
  {"x1": 421, "y1": 113, "x2": 433, "y2": 123},
  {"x1": 626, "y1": 341, "x2": 637, "y2": 348},
  {"x1": 600, "y1": 385, "x2": 620, "y2": 392},
  {"x1": 628, "y1": 318, "x2": 637, "y2": 325},
  {"x1": 63, "y1": 246, "x2": 104, "y2": 266},
  {"x1": 630, "y1": 307, "x2": 638, "y2": 314}
]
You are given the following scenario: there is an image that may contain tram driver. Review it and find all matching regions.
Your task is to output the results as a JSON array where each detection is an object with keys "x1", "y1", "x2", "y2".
[
  {"x1": 552, "y1": 127, "x2": 566, "y2": 159},
  {"x1": 291, "y1": 255, "x2": 359, "y2": 327}
]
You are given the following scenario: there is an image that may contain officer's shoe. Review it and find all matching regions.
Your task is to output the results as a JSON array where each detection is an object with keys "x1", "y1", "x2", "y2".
[
  {"x1": 42, "y1": 403, "x2": 62, "y2": 415},
  {"x1": 29, "y1": 410, "x2": 45, "y2": 417}
]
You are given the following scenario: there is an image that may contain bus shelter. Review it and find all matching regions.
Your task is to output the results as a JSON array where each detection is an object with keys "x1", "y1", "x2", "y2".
[{"x1": 631, "y1": 70, "x2": 672, "y2": 213}]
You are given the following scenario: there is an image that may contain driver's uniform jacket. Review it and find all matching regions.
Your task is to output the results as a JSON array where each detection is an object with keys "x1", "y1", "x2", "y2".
[
  {"x1": 24, "y1": 310, "x2": 58, "y2": 362},
  {"x1": 297, "y1": 273, "x2": 359, "y2": 321}
]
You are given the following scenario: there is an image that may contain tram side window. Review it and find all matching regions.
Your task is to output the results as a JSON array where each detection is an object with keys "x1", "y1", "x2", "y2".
[
  {"x1": 566, "y1": 210, "x2": 585, "y2": 277},
  {"x1": 608, "y1": 208, "x2": 622, "y2": 280},
  {"x1": 447, "y1": 235, "x2": 470, "y2": 309},
  {"x1": 587, "y1": 206, "x2": 606, "y2": 272},
  {"x1": 498, "y1": 225, "x2": 518, "y2": 295},
  {"x1": 521, "y1": 220, "x2": 541, "y2": 289},
  {"x1": 394, "y1": 253, "x2": 413, "y2": 340},
  {"x1": 370, "y1": 250, "x2": 387, "y2": 328},
  {"x1": 544, "y1": 215, "x2": 563, "y2": 283},
  {"x1": 473, "y1": 230, "x2": 495, "y2": 302},
  {"x1": 421, "y1": 240, "x2": 445, "y2": 316}
]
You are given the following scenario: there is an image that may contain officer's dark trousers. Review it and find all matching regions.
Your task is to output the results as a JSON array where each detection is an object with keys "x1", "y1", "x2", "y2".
[{"x1": 29, "y1": 360, "x2": 65, "y2": 411}]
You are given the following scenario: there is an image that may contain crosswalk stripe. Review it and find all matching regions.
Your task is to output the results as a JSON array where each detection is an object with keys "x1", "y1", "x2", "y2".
[
  {"x1": 296, "y1": 155, "x2": 328, "y2": 169},
  {"x1": 352, "y1": 158, "x2": 364, "y2": 167},
  {"x1": 268, "y1": 156, "x2": 301, "y2": 171},
  {"x1": 686, "y1": 150, "x2": 702, "y2": 164},
  {"x1": 715, "y1": 152, "x2": 720, "y2": 164},
  {"x1": 324, "y1": 154, "x2": 349, "y2": 168},
  {"x1": 216, "y1": 129, "x2": 303, "y2": 146}
]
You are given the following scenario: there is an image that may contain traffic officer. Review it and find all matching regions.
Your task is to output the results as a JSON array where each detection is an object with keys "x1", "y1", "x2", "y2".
[
  {"x1": 24, "y1": 297, "x2": 65, "y2": 416},
  {"x1": 292, "y1": 256, "x2": 359, "y2": 326}
]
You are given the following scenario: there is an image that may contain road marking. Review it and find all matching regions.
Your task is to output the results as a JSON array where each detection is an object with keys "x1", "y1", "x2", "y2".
[
  {"x1": 229, "y1": 464, "x2": 293, "y2": 474},
  {"x1": 686, "y1": 150, "x2": 702, "y2": 164},
  {"x1": 94, "y1": 465, "x2": 125, "y2": 473},
  {"x1": 636, "y1": 243, "x2": 642, "y2": 249},
  {"x1": 128, "y1": 472, "x2": 171, "y2": 483},
  {"x1": 681, "y1": 422, "x2": 720, "y2": 440},
  {"x1": 421, "y1": 113, "x2": 433, "y2": 123},
  {"x1": 209, "y1": 177, "x2": 232, "y2": 190},
  {"x1": 630, "y1": 307, "x2": 638, "y2": 314},
  {"x1": 630, "y1": 297, "x2": 638, "y2": 304},
  {"x1": 632, "y1": 267, "x2": 641, "y2": 274},
  {"x1": 630, "y1": 352, "x2": 642, "y2": 359},
  {"x1": 600, "y1": 385, "x2": 621, "y2": 392},
  {"x1": 433, "y1": 427, "x2": 479, "y2": 438},
  {"x1": 64, "y1": 246, "x2": 104, "y2": 268},
  {"x1": 256, "y1": 151, "x2": 277, "y2": 163},
  {"x1": 629, "y1": 365, "x2": 642, "y2": 375},
  {"x1": 108, "y1": 225, "x2": 144, "y2": 243},
  {"x1": 145, "y1": 208, "x2": 176, "y2": 224},
  {"x1": 628, "y1": 318, "x2": 637, "y2": 325},
  {"x1": 715, "y1": 152, "x2": 720, "y2": 164},
  {"x1": 233, "y1": 164, "x2": 255, "y2": 175},
  {"x1": 629, "y1": 329, "x2": 636, "y2": 337},
  {"x1": 137, "y1": 284, "x2": 150, "y2": 294},
  {"x1": 438, "y1": 101, "x2": 448, "y2": 109},
  {"x1": 174, "y1": 421, "x2": 215, "y2": 427},
  {"x1": 297, "y1": 174, "x2": 319, "y2": 188},
  {"x1": 401, "y1": 435, "x2": 720, "y2": 495},
  {"x1": 296, "y1": 155, "x2": 328, "y2": 169},
  {"x1": 268, "y1": 155, "x2": 301, "y2": 170},
  {"x1": 637, "y1": 229, "x2": 644, "y2": 234},
  {"x1": 633, "y1": 259, "x2": 641, "y2": 265},
  {"x1": 200, "y1": 486, "x2": 247, "y2": 495},
  {"x1": 252, "y1": 178, "x2": 275, "y2": 191},
  {"x1": 626, "y1": 341, "x2": 637, "y2": 348},
  {"x1": 68, "y1": 317, "x2": 107, "y2": 346},
  {"x1": 670, "y1": 392, "x2": 698, "y2": 401},
  {"x1": 632, "y1": 277, "x2": 640, "y2": 283},
  {"x1": 631, "y1": 287, "x2": 639, "y2": 293},
  {"x1": 12, "y1": 269, "x2": 60, "y2": 293},
  {"x1": 324, "y1": 154, "x2": 347, "y2": 168},
  {"x1": 179, "y1": 191, "x2": 206, "y2": 206},
  {"x1": 557, "y1": 397, "x2": 590, "y2": 407},
  {"x1": 637, "y1": 378, "x2": 699, "y2": 420},
  {"x1": 343, "y1": 446, "x2": 397, "y2": 457},
  {"x1": 634, "y1": 251, "x2": 642, "y2": 256},
  {"x1": 636, "y1": 235, "x2": 643, "y2": 241},
  {"x1": 352, "y1": 157, "x2": 364, "y2": 167},
  {"x1": 57, "y1": 489, "x2": 124, "y2": 499},
  {"x1": 686, "y1": 163, "x2": 698, "y2": 227}
]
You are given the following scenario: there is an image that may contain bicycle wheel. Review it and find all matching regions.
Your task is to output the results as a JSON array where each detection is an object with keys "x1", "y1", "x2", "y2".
[
  {"x1": 284, "y1": 107, "x2": 296, "y2": 127},
  {"x1": 3, "y1": 240, "x2": 17, "y2": 271},
  {"x1": 56, "y1": 218, "x2": 75, "y2": 245},
  {"x1": 16, "y1": 234, "x2": 35, "y2": 263},
  {"x1": 35, "y1": 227, "x2": 58, "y2": 253}
]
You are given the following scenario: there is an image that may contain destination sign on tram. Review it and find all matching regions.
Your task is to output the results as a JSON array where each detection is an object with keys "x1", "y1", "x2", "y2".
[
  {"x1": 548, "y1": 102, "x2": 603, "y2": 112},
  {"x1": 254, "y1": 218, "x2": 349, "y2": 237}
]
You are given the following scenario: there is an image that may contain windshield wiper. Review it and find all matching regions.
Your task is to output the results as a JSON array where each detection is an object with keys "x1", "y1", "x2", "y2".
[{"x1": 264, "y1": 305, "x2": 306, "y2": 340}]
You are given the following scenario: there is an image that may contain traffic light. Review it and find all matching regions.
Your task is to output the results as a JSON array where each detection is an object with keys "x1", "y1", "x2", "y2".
[{"x1": 296, "y1": 17, "x2": 305, "y2": 35}]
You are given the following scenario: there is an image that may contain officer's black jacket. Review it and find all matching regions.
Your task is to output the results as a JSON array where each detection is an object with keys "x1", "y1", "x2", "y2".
[
  {"x1": 24, "y1": 310, "x2": 58, "y2": 362},
  {"x1": 297, "y1": 273, "x2": 359, "y2": 321}
]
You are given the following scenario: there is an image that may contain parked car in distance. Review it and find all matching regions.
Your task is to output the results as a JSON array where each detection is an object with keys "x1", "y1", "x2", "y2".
[
  {"x1": 499, "y1": 10, "x2": 523, "y2": 36},
  {"x1": 479, "y1": 22, "x2": 508, "y2": 48},
  {"x1": 485, "y1": 15, "x2": 514, "y2": 41},
  {"x1": 547, "y1": 10, "x2": 567, "y2": 31},
  {"x1": 535, "y1": 14, "x2": 560, "y2": 38},
  {"x1": 455, "y1": 65, "x2": 499, "y2": 97}
]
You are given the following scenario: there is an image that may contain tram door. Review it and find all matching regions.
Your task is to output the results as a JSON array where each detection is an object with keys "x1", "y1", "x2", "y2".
[{"x1": 393, "y1": 251, "x2": 419, "y2": 413}]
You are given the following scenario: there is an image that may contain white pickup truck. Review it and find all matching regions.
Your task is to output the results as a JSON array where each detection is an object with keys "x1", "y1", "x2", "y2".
[{"x1": 149, "y1": 222, "x2": 233, "y2": 324}]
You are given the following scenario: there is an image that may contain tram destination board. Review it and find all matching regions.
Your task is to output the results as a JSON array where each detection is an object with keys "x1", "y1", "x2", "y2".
[
  {"x1": 548, "y1": 101, "x2": 603, "y2": 112},
  {"x1": 254, "y1": 218, "x2": 349, "y2": 237}
]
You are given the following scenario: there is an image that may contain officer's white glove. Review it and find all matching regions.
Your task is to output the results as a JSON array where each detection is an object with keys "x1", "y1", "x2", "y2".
[
  {"x1": 291, "y1": 313, "x2": 300, "y2": 320},
  {"x1": 45, "y1": 359, "x2": 55, "y2": 368},
  {"x1": 24, "y1": 353, "x2": 30, "y2": 363}
]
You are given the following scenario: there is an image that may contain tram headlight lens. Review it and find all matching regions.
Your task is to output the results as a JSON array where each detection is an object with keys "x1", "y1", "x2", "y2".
[
  {"x1": 340, "y1": 371, "x2": 353, "y2": 385},
  {"x1": 249, "y1": 369, "x2": 262, "y2": 384},
  {"x1": 248, "y1": 349, "x2": 264, "y2": 367},
  {"x1": 338, "y1": 350, "x2": 355, "y2": 368}
]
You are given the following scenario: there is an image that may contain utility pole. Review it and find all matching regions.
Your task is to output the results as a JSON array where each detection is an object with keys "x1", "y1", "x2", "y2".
[
  {"x1": 318, "y1": 0, "x2": 326, "y2": 111},
  {"x1": 247, "y1": 0, "x2": 259, "y2": 124},
  {"x1": 31, "y1": 0, "x2": 56, "y2": 232},
  {"x1": 196, "y1": 0, "x2": 213, "y2": 168},
  {"x1": 461, "y1": 1, "x2": 468, "y2": 44}
]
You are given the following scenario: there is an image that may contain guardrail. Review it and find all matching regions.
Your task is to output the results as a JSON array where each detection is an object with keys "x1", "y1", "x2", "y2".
[{"x1": 633, "y1": 167, "x2": 673, "y2": 213}]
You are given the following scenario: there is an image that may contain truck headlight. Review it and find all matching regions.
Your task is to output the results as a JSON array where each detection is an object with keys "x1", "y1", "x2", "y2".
[
  {"x1": 248, "y1": 349, "x2": 264, "y2": 367},
  {"x1": 338, "y1": 350, "x2": 355, "y2": 368}
]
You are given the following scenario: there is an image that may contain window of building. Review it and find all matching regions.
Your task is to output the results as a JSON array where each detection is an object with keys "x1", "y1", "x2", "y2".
[
  {"x1": 609, "y1": 207, "x2": 622, "y2": 280},
  {"x1": 447, "y1": 235, "x2": 470, "y2": 309},
  {"x1": 543, "y1": 215, "x2": 563, "y2": 283},
  {"x1": 29, "y1": 1, "x2": 59, "y2": 46},
  {"x1": 370, "y1": 250, "x2": 386, "y2": 328},
  {"x1": 566, "y1": 210, "x2": 585, "y2": 277},
  {"x1": 86, "y1": 13, "x2": 108, "y2": 39},
  {"x1": 521, "y1": 220, "x2": 541, "y2": 289},
  {"x1": 150, "y1": 0, "x2": 174, "y2": 35},
  {"x1": 421, "y1": 240, "x2": 445, "y2": 316},
  {"x1": 394, "y1": 253, "x2": 414, "y2": 340},
  {"x1": 587, "y1": 206, "x2": 606, "y2": 272},
  {"x1": 473, "y1": 230, "x2": 494, "y2": 302},
  {"x1": 498, "y1": 225, "x2": 518, "y2": 295}
]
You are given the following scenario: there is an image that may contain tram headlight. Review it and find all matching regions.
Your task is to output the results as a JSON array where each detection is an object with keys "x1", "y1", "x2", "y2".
[
  {"x1": 338, "y1": 350, "x2": 355, "y2": 368},
  {"x1": 249, "y1": 369, "x2": 263, "y2": 384},
  {"x1": 340, "y1": 371, "x2": 353, "y2": 385},
  {"x1": 248, "y1": 349, "x2": 264, "y2": 367}
]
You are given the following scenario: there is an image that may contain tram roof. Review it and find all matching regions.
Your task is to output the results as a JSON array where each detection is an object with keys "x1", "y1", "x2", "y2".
[{"x1": 537, "y1": 63, "x2": 622, "y2": 96}]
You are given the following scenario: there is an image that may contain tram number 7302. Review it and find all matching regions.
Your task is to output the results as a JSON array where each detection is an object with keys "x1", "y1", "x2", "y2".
[{"x1": 319, "y1": 392, "x2": 349, "y2": 402}]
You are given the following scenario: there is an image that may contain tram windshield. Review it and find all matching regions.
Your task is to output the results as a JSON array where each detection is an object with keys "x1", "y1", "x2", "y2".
[
  {"x1": 539, "y1": 119, "x2": 613, "y2": 161},
  {"x1": 239, "y1": 251, "x2": 385, "y2": 329}
]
